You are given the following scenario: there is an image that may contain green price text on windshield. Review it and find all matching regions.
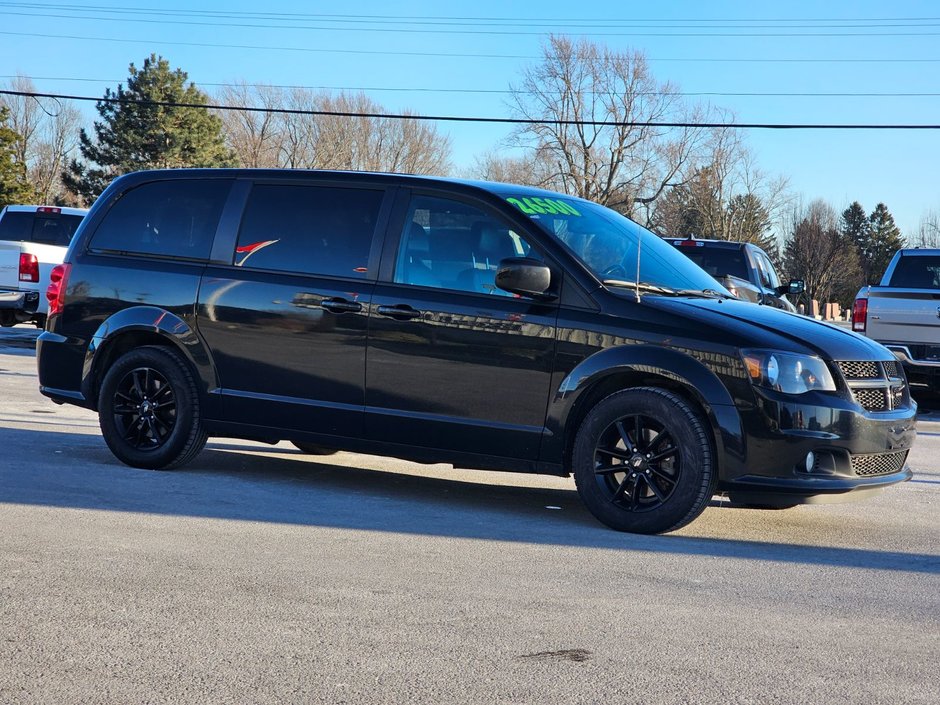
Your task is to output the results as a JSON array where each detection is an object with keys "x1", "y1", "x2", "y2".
[{"x1": 506, "y1": 196, "x2": 581, "y2": 217}]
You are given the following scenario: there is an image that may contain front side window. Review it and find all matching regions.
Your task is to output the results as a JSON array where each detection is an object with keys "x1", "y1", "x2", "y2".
[
  {"x1": 395, "y1": 195, "x2": 538, "y2": 295},
  {"x1": 504, "y1": 194, "x2": 725, "y2": 295},
  {"x1": 90, "y1": 180, "x2": 230, "y2": 260},
  {"x1": 235, "y1": 184, "x2": 383, "y2": 278},
  {"x1": 753, "y1": 251, "x2": 780, "y2": 289}
]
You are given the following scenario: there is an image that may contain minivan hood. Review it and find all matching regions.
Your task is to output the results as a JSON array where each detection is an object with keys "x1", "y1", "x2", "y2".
[{"x1": 644, "y1": 296, "x2": 892, "y2": 362}]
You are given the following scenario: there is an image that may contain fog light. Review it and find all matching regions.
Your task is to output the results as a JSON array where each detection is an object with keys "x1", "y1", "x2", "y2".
[{"x1": 805, "y1": 452, "x2": 816, "y2": 472}]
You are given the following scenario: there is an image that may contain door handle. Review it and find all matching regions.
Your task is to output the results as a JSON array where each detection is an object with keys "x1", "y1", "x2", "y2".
[
  {"x1": 376, "y1": 304, "x2": 422, "y2": 320},
  {"x1": 320, "y1": 298, "x2": 362, "y2": 314}
]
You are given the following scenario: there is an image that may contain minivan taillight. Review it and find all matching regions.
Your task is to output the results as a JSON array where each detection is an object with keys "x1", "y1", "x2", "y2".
[
  {"x1": 47, "y1": 263, "x2": 71, "y2": 316},
  {"x1": 852, "y1": 297, "x2": 868, "y2": 332},
  {"x1": 19, "y1": 253, "x2": 39, "y2": 282}
]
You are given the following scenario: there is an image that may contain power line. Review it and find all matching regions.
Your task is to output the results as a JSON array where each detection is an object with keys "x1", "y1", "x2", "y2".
[
  {"x1": 2, "y1": 3, "x2": 939, "y2": 27},
  {"x1": 3, "y1": 88, "x2": 939, "y2": 130},
  {"x1": 2, "y1": 29, "x2": 939, "y2": 64},
  {"x1": 6, "y1": 8, "x2": 940, "y2": 36},
  {"x1": 5, "y1": 75, "x2": 940, "y2": 99}
]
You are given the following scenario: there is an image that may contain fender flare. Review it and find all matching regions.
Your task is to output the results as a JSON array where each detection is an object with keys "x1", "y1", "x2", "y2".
[
  {"x1": 542, "y1": 344, "x2": 745, "y2": 469},
  {"x1": 80, "y1": 306, "x2": 217, "y2": 408}
]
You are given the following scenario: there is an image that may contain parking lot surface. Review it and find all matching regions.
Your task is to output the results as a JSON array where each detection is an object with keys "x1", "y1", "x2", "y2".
[{"x1": 1, "y1": 334, "x2": 938, "y2": 704}]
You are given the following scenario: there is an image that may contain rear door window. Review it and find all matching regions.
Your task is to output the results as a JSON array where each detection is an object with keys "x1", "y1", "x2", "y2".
[
  {"x1": 672, "y1": 245, "x2": 749, "y2": 281},
  {"x1": 89, "y1": 179, "x2": 231, "y2": 260},
  {"x1": 889, "y1": 256, "x2": 940, "y2": 288},
  {"x1": 234, "y1": 183, "x2": 384, "y2": 279},
  {"x1": 0, "y1": 211, "x2": 84, "y2": 246}
]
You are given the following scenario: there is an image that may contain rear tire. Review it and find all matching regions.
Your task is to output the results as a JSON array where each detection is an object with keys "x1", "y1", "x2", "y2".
[
  {"x1": 291, "y1": 441, "x2": 337, "y2": 456},
  {"x1": 573, "y1": 387, "x2": 715, "y2": 534},
  {"x1": 98, "y1": 345, "x2": 208, "y2": 469}
]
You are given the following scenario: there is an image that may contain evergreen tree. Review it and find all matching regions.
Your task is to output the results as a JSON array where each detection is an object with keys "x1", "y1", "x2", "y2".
[
  {"x1": 726, "y1": 193, "x2": 776, "y2": 252},
  {"x1": 866, "y1": 203, "x2": 904, "y2": 284},
  {"x1": 839, "y1": 201, "x2": 868, "y2": 295},
  {"x1": 63, "y1": 54, "x2": 234, "y2": 204},
  {"x1": 0, "y1": 107, "x2": 32, "y2": 207},
  {"x1": 841, "y1": 201, "x2": 869, "y2": 256}
]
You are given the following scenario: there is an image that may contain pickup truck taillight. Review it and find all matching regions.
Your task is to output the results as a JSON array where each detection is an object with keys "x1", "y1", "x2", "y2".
[
  {"x1": 852, "y1": 297, "x2": 868, "y2": 333},
  {"x1": 18, "y1": 253, "x2": 39, "y2": 282},
  {"x1": 46, "y1": 263, "x2": 71, "y2": 316}
]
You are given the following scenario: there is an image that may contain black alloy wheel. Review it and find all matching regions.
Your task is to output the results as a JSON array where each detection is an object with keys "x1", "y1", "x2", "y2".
[
  {"x1": 573, "y1": 387, "x2": 715, "y2": 534},
  {"x1": 111, "y1": 366, "x2": 177, "y2": 451},
  {"x1": 592, "y1": 414, "x2": 680, "y2": 513},
  {"x1": 98, "y1": 346, "x2": 208, "y2": 469}
]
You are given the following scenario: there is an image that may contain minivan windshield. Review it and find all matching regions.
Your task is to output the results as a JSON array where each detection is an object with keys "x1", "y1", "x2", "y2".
[{"x1": 504, "y1": 194, "x2": 728, "y2": 296}]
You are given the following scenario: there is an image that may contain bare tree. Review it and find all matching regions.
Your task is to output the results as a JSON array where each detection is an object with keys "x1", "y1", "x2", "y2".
[
  {"x1": 912, "y1": 209, "x2": 940, "y2": 248},
  {"x1": 783, "y1": 200, "x2": 862, "y2": 306},
  {"x1": 650, "y1": 123, "x2": 790, "y2": 249},
  {"x1": 215, "y1": 82, "x2": 283, "y2": 168},
  {"x1": 468, "y1": 149, "x2": 555, "y2": 187},
  {"x1": 508, "y1": 35, "x2": 711, "y2": 224},
  {"x1": 0, "y1": 74, "x2": 82, "y2": 203},
  {"x1": 216, "y1": 86, "x2": 452, "y2": 175}
]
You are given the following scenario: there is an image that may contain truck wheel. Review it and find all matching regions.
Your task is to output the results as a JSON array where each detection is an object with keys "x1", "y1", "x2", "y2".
[
  {"x1": 292, "y1": 441, "x2": 337, "y2": 455},
  {"x1": 572, "y1": 387, "x2": 715, "y2": 534},
  {"x1": 98, "y1": 346, "x2": 208, "y2": 469}
]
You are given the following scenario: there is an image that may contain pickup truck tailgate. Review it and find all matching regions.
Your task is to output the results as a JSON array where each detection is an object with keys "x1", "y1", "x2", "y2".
[
  {"x1": 0, "y1": 241, "x2": 23, "y2": 291},
  {"x1": 867, "y1": 288, "x2": 940, "y2": 348}
]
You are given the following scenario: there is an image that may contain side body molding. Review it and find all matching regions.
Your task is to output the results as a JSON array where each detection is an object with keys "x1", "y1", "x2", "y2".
[
  {"x1": 80, "y1": 306, "x2": 218, "y2": 412},
  {"x1": 541, "y1": 344, "x2": 746, "y2": 474}
]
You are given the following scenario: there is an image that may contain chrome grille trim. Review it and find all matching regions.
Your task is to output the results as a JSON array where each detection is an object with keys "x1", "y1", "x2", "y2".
[{"x1": 851, "y1": 450, "x2": 909, "y2": 477}]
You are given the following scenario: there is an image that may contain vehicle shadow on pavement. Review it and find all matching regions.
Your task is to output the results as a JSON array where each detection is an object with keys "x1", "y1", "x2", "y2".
[{"x1": 2, "y1": 427, "x2": 938, "y2": 575}]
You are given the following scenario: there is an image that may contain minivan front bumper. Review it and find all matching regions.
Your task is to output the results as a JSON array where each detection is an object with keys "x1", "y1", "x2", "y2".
[{"x1": 720, "y1": 390, "x2": 916, "y2": 505}]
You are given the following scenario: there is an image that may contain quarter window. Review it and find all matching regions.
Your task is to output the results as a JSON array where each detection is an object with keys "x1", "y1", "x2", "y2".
[
  {"x1": 235, "y1": 184, "x2": 383, "y2": 278},
  {"x1": 89, "y1": 180, "x2": 230, "y2": 260},
  {"x1": 395, "y1": 195, "x2": 537, "y2": 295}
]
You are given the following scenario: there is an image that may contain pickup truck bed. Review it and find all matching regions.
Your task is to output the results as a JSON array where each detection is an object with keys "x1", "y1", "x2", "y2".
[{"x1": 854, "y1": 249, "x2": 940, "y2": 389}]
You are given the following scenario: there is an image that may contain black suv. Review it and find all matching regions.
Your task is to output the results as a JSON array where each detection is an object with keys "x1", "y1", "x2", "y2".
[
  {"x1": 37, "y1": 170, "x2": 916, "y2": 534},
  {"x1": 669, "y1": 238, "x2": 803, "y2": 313}
]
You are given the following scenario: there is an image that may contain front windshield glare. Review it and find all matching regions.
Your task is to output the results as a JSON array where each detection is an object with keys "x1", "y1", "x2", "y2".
[{"x1": 505, "y1": 195, "x2": 728, "y2": 295}]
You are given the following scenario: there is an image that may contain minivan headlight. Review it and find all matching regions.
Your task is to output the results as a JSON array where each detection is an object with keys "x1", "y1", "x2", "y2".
[{"x1": 742, "y1": 350, "x2": 836, "y2": 394}]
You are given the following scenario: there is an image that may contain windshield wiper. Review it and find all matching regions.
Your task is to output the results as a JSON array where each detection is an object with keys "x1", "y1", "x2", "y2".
[
  {"x1": 602, "y1": 280, "x2": 677, "y2": 295},
  {"x1": 674, "y1": 288, "x2": 725, "y2": 299}
]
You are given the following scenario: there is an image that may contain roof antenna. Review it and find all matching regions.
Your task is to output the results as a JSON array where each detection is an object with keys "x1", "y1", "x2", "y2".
[{"x1": 635, "y1": 229, "x2": 642, "y2": 302}]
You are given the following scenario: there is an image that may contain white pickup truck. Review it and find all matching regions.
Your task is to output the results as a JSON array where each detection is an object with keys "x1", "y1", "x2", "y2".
[
  {"x1": 853, "y1": 248, "x2": 940, "y2": 390},
  {"x1": 0, "y1": 205, "x2": 87, "y2": 328}
]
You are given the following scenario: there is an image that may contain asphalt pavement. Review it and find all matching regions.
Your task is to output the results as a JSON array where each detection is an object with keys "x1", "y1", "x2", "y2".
[{"x1": 1, "y1": 330, "x2": 937, "y2": 705}]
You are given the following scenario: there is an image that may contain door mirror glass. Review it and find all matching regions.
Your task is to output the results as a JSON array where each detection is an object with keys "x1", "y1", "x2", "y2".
[
  {"x1": 776, "y1": 279, "x2": 805, "y2": 297},
  {"x1": 495, "y1": 258, "x2": 554, "y2": 299}
]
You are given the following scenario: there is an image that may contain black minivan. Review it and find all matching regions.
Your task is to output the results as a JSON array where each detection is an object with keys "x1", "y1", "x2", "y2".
[{"x1": 37, "y1": 170, "x2": 916, "y2": 533}]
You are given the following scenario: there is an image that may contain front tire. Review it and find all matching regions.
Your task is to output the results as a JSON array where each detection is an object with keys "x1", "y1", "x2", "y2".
[
  {"x1": 572, "y1": 387, "x2": 715, "y2": 534},
  {"x1": 98, "y1": 346, "x2": 208, "y2": 469}
]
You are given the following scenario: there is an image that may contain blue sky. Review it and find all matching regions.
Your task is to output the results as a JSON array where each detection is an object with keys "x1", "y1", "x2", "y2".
[{"x1": 1, "y1": 0, "x2": 938, "y2": 236}]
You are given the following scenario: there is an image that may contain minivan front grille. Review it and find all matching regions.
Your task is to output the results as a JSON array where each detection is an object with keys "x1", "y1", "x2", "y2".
[
  {"x1": 851, "y1": 450, "x2": 909, "y2": 476},
  {"x1": 837, "y1": 361, "x2": 909, "y2": 412},
  {"x1": 838, "y1": 361, "x2": 880, "y2": 380},
  {"x1": 853, "y1": 387, "x2": 887, "y2": 412}
]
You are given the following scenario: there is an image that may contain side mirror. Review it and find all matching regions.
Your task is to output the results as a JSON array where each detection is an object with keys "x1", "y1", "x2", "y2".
[
  {"x1": 776, "y1": 279, "x2": 804, "y2": 296},
  {"x1": 495, "y1": 258, "x2": 554, "y2": 299}
]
